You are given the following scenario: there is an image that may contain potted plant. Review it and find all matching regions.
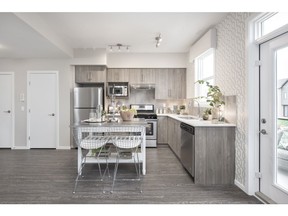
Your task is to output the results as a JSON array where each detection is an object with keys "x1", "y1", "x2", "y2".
[
  {"x1": 120, "y1": 105, "x2": 137, "y2": 121},
  {"x1": 202, "y1": 108, "x2": 212, "y2": 120},
  {"x1": 179, "y1": 105, "x2": 186, "y2": 115},
  {"x1": 195, "y1": 80, "x2": 225, "y2": 122}
]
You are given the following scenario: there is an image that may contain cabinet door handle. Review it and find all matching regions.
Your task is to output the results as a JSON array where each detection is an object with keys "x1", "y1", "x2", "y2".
[
  {"x1": 48, "y1": 113, "x2": 55, "y2": 116},
  {"x1": 3, "y1": 110, "x2": 11, "y2": 113}
]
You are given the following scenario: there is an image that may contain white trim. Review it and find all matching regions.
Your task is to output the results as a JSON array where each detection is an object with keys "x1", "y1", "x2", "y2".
[
  {"x1": 246, "y1": 13, "x2": 261, "y2": 196},
  {"x1": 13, "y1": 146, "x2": 30, "y2": 150},
  {"x1": 57, "y1": 146, "x2": 71, "y2": 150},
  {"x1": 0, "y1": 72, "x2": 15, "y2": 149},
  {"x1": 235, "y1": 179, "x2": 246, "y2": 192},
  {"x1": 255, "y1": 12, "x2": 288, "y2": 44},
  {"x1": 27, "y1": 71, "x2": 59, "y2": 149},
  {"x1": 256, "y1": 23, "x2": 288, "y2": 45}
]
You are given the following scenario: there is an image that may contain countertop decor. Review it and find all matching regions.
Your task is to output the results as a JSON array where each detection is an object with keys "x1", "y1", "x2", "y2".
[{"x1": 195, "y1": 80, "x2": 225, "y2": 123}]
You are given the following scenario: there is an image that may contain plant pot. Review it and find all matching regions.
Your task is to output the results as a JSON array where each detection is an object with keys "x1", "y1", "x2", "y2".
[
  {"x1": 202, "y1": 114, "x2": 209, "y2": 120},
  {"x1": 120, "y1": 110, "x2": 135, "y2": 121}
]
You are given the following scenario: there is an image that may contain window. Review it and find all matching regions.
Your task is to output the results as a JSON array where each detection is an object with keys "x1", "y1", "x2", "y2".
[
  {"x1": 194, "y1": 48, "x2": 215, "y2": 105},
  {"x1": 256, "y1": 13, "x2": 288, "y2": 39}
]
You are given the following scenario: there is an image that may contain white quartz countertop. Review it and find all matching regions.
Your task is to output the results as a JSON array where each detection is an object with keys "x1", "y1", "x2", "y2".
[{"x1": 157, "y1": 114, "x2": 236, "y2": 127}]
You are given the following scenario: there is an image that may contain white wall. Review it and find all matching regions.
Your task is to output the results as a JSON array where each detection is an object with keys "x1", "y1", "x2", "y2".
[
  {"x1": 107, "y1": 53, "x2": 187, "y2": 68},
  {"x1": 0, "y1": 59, "x2": 72, "y2": 148}
]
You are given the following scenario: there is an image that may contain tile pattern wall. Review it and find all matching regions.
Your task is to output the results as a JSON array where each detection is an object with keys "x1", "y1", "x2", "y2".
[{"x1": 215, "y1": 13, "x2": 251, "y2": 186}]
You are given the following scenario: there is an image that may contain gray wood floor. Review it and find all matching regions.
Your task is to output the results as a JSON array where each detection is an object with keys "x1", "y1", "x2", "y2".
[{"x1": 0, "y1": 145, "x2": 261, "y2": 204}]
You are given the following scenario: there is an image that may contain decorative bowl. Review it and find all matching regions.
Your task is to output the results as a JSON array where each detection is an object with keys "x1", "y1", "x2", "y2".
[{"x1": 120, "y1": 110, "x2": 135, "y2": 121}]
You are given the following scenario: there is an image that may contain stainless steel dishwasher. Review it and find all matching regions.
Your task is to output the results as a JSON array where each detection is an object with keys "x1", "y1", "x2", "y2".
[{"x1": 180, "y1": 122, "x2": 195, "y2": 178}]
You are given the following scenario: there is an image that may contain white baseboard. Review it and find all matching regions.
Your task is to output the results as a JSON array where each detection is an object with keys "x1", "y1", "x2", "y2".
[
  {"x1": 12, "y1": 146, "x2": 29, "y2": 150},
  {"x1": 234, "y1": 179, "x2": 246, "y2": 193},
  {"x1": 57, "y1": 146, "x2": 71, "y2": 150}
]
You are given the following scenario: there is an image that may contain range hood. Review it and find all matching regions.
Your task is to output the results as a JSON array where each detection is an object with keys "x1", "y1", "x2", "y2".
[{"x1": 130, "y1": 83, "x2": 156, "y2": 90}]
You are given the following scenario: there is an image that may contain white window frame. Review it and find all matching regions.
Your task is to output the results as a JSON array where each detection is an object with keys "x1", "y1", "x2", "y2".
[
  {"x1": 194, "y1": 48, "x2": 215, "y2": 107},
  {"x1": 255, "y1": 12, "x2": 288, "y2": 43}
]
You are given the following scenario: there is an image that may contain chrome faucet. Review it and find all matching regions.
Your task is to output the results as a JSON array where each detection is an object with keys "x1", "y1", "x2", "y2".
[{"x1": 192, "y1": 99, "x2": 201, "y2": 119}]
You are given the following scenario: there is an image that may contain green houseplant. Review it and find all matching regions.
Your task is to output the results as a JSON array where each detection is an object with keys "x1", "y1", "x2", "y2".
[{"x1": 195, "y1": 80, "x2": 225, "y2": 122}]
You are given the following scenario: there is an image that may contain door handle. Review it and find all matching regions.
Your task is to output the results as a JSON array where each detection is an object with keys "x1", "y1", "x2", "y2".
[
  {"x1": 3, "y1": 110, "x2": 11, "y2": 113},
  {"x1": 259, "y1": 129, "x2": 268, "y2": 135},
  {"x1": 48, "y1": 113, "x2": 55, "y2": 116}
]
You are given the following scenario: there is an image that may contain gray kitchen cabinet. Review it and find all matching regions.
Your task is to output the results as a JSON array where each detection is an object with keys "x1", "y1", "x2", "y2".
[
  {"x1": 194, "y1": 126, "x2": 235, "y2": 185},
  {"x1": 157, "y1": 116, "x2": 168, "y2": 144},
  {"x1": 129, "y1": 68, "x2": 156, "y2": 84},
  {"x1": 167, "y1": 116, "x2": 235, "y2": 185},
  {"x1": 155, "y1": 68, "x2": 186, "y2": 99},
  {"x1": 75, "y1": 65, "x2": 106, "y2": 83},
  {"x1": 167, "y1": 117, "x2": 181, "y2": 158},
  {"x1": 107, "y1": 68, "x2": 130, "y2": 82}
]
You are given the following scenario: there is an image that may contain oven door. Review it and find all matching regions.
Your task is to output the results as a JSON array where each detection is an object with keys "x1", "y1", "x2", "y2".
[{"x1": 145, "y1": 120, "x2": 157, "y2": 140}]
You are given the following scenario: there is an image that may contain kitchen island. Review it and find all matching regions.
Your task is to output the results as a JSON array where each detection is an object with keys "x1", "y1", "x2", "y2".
[{"x1": 72, "y1": 118, "x2": 147, "y2": 175}]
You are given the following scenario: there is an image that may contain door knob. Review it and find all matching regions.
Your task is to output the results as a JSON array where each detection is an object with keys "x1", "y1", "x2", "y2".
[
  {"x1": 259, "y1": 129, "x2": 268, "y2": 135},
  {"x1": 48, "y1": 113, "x2": 55, "y2": 116},
  {"x1": 3, "y1": 110, "x2": 11, "y2": 113}
]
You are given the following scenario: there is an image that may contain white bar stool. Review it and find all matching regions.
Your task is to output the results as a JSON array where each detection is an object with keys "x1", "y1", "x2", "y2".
[
  {"x1": 73, "y1": 127, "x2": 111, "y2": 193},
  {"x1": 111, "y1": 135, "x2": 142, "y2": 193}
]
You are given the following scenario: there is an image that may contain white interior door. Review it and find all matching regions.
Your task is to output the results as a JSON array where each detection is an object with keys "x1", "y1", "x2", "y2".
[
  {"x1": 28, "y1": 72, "x2": 58, "y2": 148},
  {"x1": 0, "y1": 73, "x2": 14, "y2": 148},
  {"x1": 260, "y1": 32, "x2": 288, "y2": 203}
]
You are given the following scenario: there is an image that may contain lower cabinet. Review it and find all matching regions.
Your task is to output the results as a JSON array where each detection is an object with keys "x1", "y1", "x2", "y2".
[
  {"x1": 166, "y1": 117, "x2": 235, "y2": 185},
  {"x1": 167, "y1": 117, "x2": 181, "y2": 158},
  {"x1": 194, "y1": 127, "x2": 235, "y2": 185},
  {"x1": 157, "y1": 116, "x2": 168, "y2": 144}
]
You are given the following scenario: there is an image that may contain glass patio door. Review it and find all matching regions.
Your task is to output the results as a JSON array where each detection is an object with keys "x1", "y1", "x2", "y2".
[{"x1": 259, "y1": 32, "x2": 288, "y2": 203}]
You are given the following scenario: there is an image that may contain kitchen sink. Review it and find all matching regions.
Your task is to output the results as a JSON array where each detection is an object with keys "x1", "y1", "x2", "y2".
[{"x1": 178, "y1": 115, "x2": 199, "y2": 120}]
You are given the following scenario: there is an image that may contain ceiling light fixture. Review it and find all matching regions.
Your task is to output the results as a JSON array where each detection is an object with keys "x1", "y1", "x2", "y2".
[
  {"x1": 155, "y1": 34, "x2": 162, "y2": 48},
  {"x1": 108, "y1": 43, "x2": 130, "y2": 52}
]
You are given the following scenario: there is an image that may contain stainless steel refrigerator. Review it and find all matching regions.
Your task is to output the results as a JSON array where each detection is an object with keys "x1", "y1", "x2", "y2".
[{"x1": 73, "y1": 87, "x2": 104, "y2": 124}]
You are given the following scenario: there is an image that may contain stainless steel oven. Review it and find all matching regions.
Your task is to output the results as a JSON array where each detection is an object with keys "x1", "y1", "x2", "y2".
[
  {"x1": 145, "y1": 119, "x2": 157, "y2": 147},
  {"x1": 130, "y1": 104, "x2": 158, "y2": 147}
]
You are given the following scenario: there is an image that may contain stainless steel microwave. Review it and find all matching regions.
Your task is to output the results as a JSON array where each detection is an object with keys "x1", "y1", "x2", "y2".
[{"x1": 107, "y1": 83, "x2": 129, "y2": 97}]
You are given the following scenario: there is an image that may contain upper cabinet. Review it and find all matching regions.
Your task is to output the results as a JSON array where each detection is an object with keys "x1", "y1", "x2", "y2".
[
  {"x1": 107, "y1": 68, "x2": 130, "y2": 82},
  {"x1": 129, "y1": 68, "x2": 156, "y2": 84},
  {"x1": 155, "y1": 68, "x2": 186, "y2": 99},
  {"x1": 75, "y1": 65, "x2": 106, "y2": 83}
]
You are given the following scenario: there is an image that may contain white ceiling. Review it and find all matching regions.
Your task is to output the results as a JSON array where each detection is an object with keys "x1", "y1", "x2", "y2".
[{"x1": 0, "y1": 12, "x2": 228, "y2": 59}]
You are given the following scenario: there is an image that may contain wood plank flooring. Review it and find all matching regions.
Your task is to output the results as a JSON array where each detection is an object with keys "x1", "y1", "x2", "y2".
[{"x1": 0, "y1": 145, "x2": 261, "y2": 204}]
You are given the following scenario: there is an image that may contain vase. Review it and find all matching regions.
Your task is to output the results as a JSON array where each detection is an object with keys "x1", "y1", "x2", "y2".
[
  {"x1": 211, "y1": 107, "x2": 220, "y2": 123},
  {"x1": 120, "y1": 110, "x2": 135, "y2": 121},
  {"x1": 202, "y1": 114, "x2": 209, "y2": 120}
]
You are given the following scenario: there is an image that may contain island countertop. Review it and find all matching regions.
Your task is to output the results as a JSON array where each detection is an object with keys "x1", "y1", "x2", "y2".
[{"x1": 72, "y1": 118, "x2": 147, "y2": 128}]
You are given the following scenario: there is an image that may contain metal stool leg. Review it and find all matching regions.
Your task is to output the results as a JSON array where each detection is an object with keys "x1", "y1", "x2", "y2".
[{"x1": 111, "y1": 149, "x2": 120, "y2": 194}]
